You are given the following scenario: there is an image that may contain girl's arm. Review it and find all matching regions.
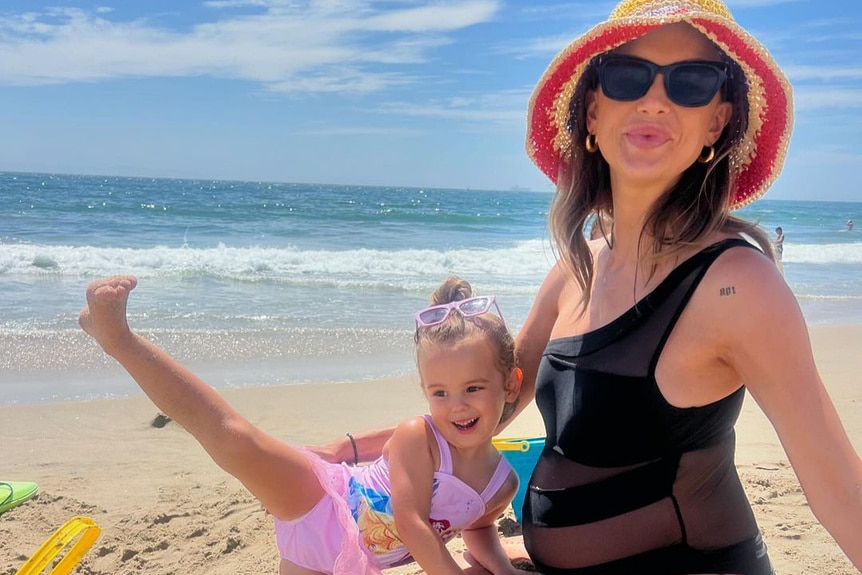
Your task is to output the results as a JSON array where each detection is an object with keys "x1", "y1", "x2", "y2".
[
  {"x1": 709, "y1": 251, "x2": 862, "y2": 568},
  {"x1": 388, "y1": 416, "x2": 465, "y2": 575},
  {"x1": 460, "y1": 473, "x2": 523, "y2": 575}
]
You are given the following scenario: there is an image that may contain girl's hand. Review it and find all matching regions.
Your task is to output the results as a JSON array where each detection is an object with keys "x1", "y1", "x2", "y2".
[
  {"x1": 417, "y1": 563, "x2": 534, "y2": 575},
  {"x1": 460, "y1": 563, "x2": 535, "y2": 575},
  {"x1": 460, "y1": 552, "x2": 536, "y2": 574}
]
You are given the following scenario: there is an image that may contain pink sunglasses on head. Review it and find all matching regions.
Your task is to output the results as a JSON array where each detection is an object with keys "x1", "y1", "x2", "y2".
[{"x1": 414, "y1": 295, "x2": 506, "y2": 329}]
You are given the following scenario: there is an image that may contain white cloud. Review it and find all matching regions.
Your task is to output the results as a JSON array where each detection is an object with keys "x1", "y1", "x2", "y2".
[
  {"x1": 203, "y1": 0, "x2": 273, "y2": 7},
  {"x1": 377, "y1": 89, "x2": 529, "y2": 123},
  {"x1": 519, "y1": 3, "x2": 612, "y2": 20},
  {"x1": 726, "y1": 0, "x2": 804, "y2": 7},
  {"x1": 794, "y1": 87, "x2": 862, "y2": 111},
  {"x1": 786, "y1": 66, "x2": 862, "y2": 82},
  {"x1": 788, "y1": 145, "x2": 862, "y2": 166},
  {"x1": 500, "y1": 33, "x2": 577, "y2": 58},
  {"x1": 364, "y1": 2, "x2": 498, "y2": 32},
  {"x1": 0, "y1": 1, "x2": 501, "y2": 91},
  {"x1": 300, "y1": 126, "x2": 424, "y2": 136},
  {"x1": 381, "y1": 101, "x2": 522, "y2": 122},
  {"x1": 266, "y1": 68, "x2": 417, "y2": 93}
]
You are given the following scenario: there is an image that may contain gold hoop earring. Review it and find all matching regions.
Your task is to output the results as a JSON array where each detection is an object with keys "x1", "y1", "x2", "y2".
[
  {"x1": 697, "y1": 145, "x2": 715, "y2": 164},
  {"x1": 585, "y1": 134, "x2": 598, "y2": 153}
]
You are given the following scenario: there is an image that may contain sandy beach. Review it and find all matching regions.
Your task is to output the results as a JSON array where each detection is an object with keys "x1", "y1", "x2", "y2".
[{"x1": 1, "y1": 324, "x2": 859, "y2": 575}]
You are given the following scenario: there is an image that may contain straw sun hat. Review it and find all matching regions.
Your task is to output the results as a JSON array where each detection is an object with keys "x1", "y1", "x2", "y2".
[{"x1": 526, "y1": 0, "x2": 793, "y2": 209}]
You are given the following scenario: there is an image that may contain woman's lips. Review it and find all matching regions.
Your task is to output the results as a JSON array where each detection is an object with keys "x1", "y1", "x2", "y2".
[{"x1": 625, "y1": 126, "x2": 672, "y2": 149}]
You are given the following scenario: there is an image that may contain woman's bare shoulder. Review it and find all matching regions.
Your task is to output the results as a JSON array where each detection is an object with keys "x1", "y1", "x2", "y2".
[{"x1": 688, "y1": 238, "x2": 801, "y2": 348}]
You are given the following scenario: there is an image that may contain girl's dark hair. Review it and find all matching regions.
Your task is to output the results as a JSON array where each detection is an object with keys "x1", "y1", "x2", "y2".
[
  {"x1": 551, "y1": 47, "x2": 775, "y2": 313},
  {"x1": 414, "y1": 276, "x2": 515, "y2": 379}
]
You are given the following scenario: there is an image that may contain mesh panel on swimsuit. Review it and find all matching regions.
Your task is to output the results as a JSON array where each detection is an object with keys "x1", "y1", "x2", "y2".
[{"x1": 523, "y1": 239, "x2": 773, "y2": 575}]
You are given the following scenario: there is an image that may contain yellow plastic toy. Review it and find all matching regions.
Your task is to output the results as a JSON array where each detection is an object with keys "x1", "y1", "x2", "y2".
[
  {"x1": 492, "y1": 437, "x2": 533, "y2": 452},
  {"x1": 15, "y1": 516, "x2": 101, "y2": 575},
  {"x1": 492, "y1": 436, "x2": 545, "y2": 523}
]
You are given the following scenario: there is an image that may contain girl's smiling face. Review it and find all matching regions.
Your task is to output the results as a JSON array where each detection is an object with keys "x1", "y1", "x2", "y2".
[{"x1": 418, "y1": 335, "x2": 518, "y2": 451}]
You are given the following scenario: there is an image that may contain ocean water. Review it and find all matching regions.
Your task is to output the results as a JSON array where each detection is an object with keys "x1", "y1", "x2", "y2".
[{"x1": 2, "y1": 171, "x2": 861, "y2": 404}]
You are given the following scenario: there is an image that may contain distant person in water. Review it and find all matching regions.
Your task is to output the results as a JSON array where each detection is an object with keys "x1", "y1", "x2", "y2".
[
  {"x1": 773, "y1": 227, "x2": 784, "y2": 260},
  {"x1": 848, "y1": 220, "x2": 854, "y2": 231},
  {"x1": 773, "y1": 227, "x2": 785, "y2": 274}
]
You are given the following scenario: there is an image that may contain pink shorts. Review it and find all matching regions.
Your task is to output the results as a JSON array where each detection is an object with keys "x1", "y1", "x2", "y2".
[
  {"x1": 273, "y1": 448, "x2": 382, "y2": 575},
  {"x1": 275, "y1": 493, "x2": 356, "y2": 572}
]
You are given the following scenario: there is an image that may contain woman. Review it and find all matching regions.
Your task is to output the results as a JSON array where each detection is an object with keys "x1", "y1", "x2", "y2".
[
  {"x1": 317, "y1": 1, "x2": 862, "y2": 573},
  {"x1": 512, "y1": 0, "x2": 861, "y2": 573}
]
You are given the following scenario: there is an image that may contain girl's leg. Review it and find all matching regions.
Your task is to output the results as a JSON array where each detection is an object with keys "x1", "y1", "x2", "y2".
[
  {"x1": 80, "y1": 276, "x2": 325, "y2": 520},
  {"x1": 226, "y1": 433, "x2": 326, "y2": 520}
]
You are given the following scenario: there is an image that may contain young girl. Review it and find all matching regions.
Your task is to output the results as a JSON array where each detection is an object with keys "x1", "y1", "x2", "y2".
[{"x1": 79, "y1": 275, "x2": 527, "y2": 575}]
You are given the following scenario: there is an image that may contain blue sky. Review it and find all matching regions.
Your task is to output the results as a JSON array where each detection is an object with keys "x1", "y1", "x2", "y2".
[{"x1": 0, "y1": 1, "x2": 860, "y2": 201}]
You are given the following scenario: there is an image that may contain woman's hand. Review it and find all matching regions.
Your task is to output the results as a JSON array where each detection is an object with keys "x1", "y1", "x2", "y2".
[
  {"x1": 304, "y1": 439, "x2": 347, "y2": 464},
  {"x1": 306, "y1": 427, "x2": 395, "y2": 464}
]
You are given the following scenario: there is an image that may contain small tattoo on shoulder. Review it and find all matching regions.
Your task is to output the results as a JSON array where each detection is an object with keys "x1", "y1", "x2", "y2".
[{"x1": 719, "y1": 286, "x2": 736, "y2": 296}]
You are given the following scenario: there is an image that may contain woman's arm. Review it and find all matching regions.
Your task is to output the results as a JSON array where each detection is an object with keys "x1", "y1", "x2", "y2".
[
  {"x1": 502, "y1": 263, "x2": 565, "y2": 433},
  {"x1": 713, "y1": 251, "x2": 862, "y2": 568},
  {"x1": 306, "y1": 427, "x2": 395, "y2": 464}
]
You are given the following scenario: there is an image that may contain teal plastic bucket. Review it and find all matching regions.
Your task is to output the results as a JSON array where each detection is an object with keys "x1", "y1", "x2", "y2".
[{"x1": 493, "y1": 437, "x2": 544, "y2": 523}]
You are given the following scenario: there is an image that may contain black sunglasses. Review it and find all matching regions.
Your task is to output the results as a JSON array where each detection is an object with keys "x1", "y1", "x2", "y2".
[{"x1": 597, "y1": 55, "x2": 728, "y2": 107}]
